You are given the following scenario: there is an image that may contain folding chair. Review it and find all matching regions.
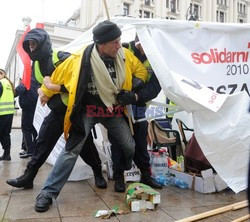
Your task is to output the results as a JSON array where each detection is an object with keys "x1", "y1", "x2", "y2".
[
  {"x1": 148, "y1": 119, "x2": 183, "y2": 161},
  {"x1": 175, "y1": 118, "x2": 194, "y2": 152}
]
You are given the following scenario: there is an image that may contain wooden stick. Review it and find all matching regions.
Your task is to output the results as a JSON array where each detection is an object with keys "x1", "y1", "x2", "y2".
[
  {"x1": 232, "y1": 214, "x2": 250, "y2": 222},
  {"x1": 176, "y1": 200, "x2": 248, "y2": 222},
  {"x1": 232, "y1": 201, "x2": 249, "y2": 210},
  {"x1": 128, "y1": 115, "x2": 134, "y2": 135},
  {"x1": 103, "y1": 0, "x2": 110, "y2": 20}
]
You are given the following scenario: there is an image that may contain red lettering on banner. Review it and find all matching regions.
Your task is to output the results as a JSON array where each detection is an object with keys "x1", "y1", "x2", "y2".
[
  {"x1": 191, "y1": 45, "x2": 249, "y2": 64},
  {"x1": 208, "y1": 92, "x2": 218, "y2": 104}
]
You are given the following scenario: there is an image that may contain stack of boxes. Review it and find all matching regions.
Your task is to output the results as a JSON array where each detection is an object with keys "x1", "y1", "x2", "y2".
[{"x1": 125, "y1": 183, "x2": 161, "y2": 212}]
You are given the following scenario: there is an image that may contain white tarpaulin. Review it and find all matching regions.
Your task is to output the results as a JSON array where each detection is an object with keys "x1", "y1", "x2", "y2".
[{"x1": 120, "y1": 18, "x2": 250, "y2": 193}]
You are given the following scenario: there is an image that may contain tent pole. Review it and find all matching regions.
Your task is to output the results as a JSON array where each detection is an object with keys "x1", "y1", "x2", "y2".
[{"x1": 103, "y1": 0, "x2": 110, "y2": 20}]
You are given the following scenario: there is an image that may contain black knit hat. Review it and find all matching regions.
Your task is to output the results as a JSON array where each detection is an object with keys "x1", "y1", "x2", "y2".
[{"x1": 93, "y1": 20, "x2": 122, "y2": 44}]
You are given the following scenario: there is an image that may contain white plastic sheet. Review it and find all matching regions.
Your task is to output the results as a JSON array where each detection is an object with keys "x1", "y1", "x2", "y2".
[{"x1": 132, "y1": 19, "x2": 250, "y2": 193}]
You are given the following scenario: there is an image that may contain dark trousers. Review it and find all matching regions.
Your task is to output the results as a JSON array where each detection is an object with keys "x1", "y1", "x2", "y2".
[
  {"x1": 21, "y1": 107, "x2": 37, "y2": 154},
  {"x1": 110, "y1": 119, "x2": 150, "y2": 174},
  {"x1": 21, "y1": 136, "x2": 26, "y2": 151},
  {"x1": 27, "y1": 110, "x2": 101, "y2": 171},
  {"x1": 0, "y1": 114, "x2": 13, "y2": 152}
]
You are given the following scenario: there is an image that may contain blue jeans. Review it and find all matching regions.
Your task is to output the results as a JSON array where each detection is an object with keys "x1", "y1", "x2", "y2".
[{"x1": 41, "y1": 113, "x2": 135, "y2": 199}]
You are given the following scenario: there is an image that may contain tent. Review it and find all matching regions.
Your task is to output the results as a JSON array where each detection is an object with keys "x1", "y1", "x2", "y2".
[{"x1": 36, "y1": 17, "x2": 250, "y2": 192}]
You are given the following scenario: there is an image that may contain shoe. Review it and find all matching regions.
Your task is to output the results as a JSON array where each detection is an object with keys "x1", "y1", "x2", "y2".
[
  {"x1": 19, "y1": 151, "x2": 32, "y2": 158},
  {"x1": 140, "y1": 169, "x2": 162, "y2": 189},
  {"x1": 35, "y1": 193, "x2": 52, "y2": 212},
  {"x1": 93, "y1": 170, "x2": 107, "y2": 188},
  {"x1": 0, "y1": 154, "x2": 11, "y2": 161},
  {"x1": 114, "y1": 175, "x2": 125, "y2": 192},
  {"x1": 140, "y1": 177, "x2": 163, "y2": 189},
  {"x1": 19, "y1": 149, "x2": 27, "y2": 156},
  {"x1": 6, "y1": 168, "x2": 38, "y2": 189}
]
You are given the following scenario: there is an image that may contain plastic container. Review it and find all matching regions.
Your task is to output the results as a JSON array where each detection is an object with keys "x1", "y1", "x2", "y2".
[
  {"x1": 171, "y1": 177, "x2": 188, "y2": 189},
  {"x1": 153, "y1": 175, "x2": 188, "y2": 189},
  {"x1": 153, "y1": 175, "x2": 170, "y2": 186}
]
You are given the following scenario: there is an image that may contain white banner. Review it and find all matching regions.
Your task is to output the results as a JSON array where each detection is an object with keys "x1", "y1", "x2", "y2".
[{"x1": 130, "y1": 19, "x2": 250, "y2": 193}]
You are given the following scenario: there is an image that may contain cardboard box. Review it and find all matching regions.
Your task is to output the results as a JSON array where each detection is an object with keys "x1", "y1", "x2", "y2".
[
  {"x1": 149, "y1": 194, "x2": 161, "y2": 204},
  {"x1": 168, "y1": 168, "x2": 217, "y2": 193},
  {"x1": 213, "y1": 174, "x2": 228, "y2": 192}
]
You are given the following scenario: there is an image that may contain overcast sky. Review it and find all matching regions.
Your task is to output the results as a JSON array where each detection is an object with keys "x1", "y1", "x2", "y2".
[{"x1": 0, "y1": 0, "x2": 81, "y2": 68}]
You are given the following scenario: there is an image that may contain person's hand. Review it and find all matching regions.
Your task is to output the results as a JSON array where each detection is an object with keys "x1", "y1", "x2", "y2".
[
  {"x1": 132, "y1": 77, "x2": 144, "y2": 91},
  {"x1": 117, "y1": 90, "x2": 137, "y2": 106},
  {"x1": 37, "y1": 88, "x2": 49, "y2": 106},
  {"x1": 43, "y1": 76, "x2": 52, "y2": 89}
]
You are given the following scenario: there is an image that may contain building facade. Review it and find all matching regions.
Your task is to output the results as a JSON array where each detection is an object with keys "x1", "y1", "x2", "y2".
[
  {"x1": 5, "y1": 0, "x2": 250, "y2": 84},
  {"x1": 75, "y1": 0, "x2": 250, "y2": 29}
]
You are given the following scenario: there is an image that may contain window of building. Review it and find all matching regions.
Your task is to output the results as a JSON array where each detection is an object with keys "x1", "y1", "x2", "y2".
[
  {"x1": 170, "y1": 0, "x2": 176, "y2": 13},
  {"x1": 144, "y1": 11, "x2": 150, "y2": 18},
  {"x1": 139, "y1": 9, "x2": 142, "y2": 18},
  {"x1": 217, "y1": 11, "x2": 226, "y2": 22},
  {"x1": 217, "y1": 0, "x2": 227, "y2": 5},
  {"x1": 193, "y1": 4, "x2": 199, "y2": 20},
  {"x1": 188, "y1": 3, "x2": 200, "y2": 20},
  {"x1": 145, "y1": 0, "x2": 151, "y2": 6},
  {"x1": 123, "y1": 3, "x2": 129, "y2": 16},
  {"x1": 220, "y1": 11, "x2": 225, "y2": 22},
  {"x1": 238, "y1": 3, "x2": 247, "y2": 13},
  {"x1": 166, "y1": 0, "x2": 169, "y2": 8}
]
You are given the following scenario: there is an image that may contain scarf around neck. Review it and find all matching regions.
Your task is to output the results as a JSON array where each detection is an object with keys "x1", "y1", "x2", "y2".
[{"x1": 90, "y1": 46, "x2": 125, "y2": 109}]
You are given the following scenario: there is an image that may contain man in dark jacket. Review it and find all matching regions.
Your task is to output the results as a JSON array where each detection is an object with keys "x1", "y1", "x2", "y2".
[
  {"x1": 6, "y1": 28, "x2": 106, "y2": 190},
  {"x1": 109, "y1": 35, "x2": 162, "y2": 192},
  {"x1": 34, "y1": 20, "x2": 148, "y2": 213},
  {"x1": 15, "y1": 77, "x2": 39, "y2": 158}
]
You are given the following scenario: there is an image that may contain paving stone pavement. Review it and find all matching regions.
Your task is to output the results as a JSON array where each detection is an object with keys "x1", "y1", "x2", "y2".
[{"x1": 0, "y1": 114, "x2": 248, "y2": 221}]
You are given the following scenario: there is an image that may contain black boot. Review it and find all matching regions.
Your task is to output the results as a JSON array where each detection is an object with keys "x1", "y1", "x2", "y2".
[
  {"x1": 6, "y1": 168, "x2": 38, "y2": 189},
  {"x1": 0, "y1": 149, "x2": 11, "y2": 161},
  {"x1": 92, "y1": 166, "x2": 107, "y2": 188},
  {"x1": 35, "y1": 193, "x2": 52, "y2": 212},
  {"x1": 140, "y1": 169, "x2": 162, "y2": 189},
  {"x1": 114, "y1": 171, "x2": 125, "y2": 192}
]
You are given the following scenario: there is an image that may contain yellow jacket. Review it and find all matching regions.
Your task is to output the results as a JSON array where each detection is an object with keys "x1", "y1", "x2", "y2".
[{"x1": 41, "y1": 44, "x2": 148, "y2": 139}]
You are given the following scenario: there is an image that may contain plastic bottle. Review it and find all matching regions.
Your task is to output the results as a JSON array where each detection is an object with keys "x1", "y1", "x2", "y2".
[
  {"x1": 171, "y1": 177, "x2": 188, "y2": 189},
  {"x1": 153, "y1": 175, "x2": 170, "y2": 186},
  {"x1": 153, "y1": 176, "x2": 188, "y2": 189}
]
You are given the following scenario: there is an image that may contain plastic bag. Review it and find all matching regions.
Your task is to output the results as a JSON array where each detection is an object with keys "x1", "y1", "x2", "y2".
[{"x1": 149, "y1": 149, "x2": 169, "y2": 178}]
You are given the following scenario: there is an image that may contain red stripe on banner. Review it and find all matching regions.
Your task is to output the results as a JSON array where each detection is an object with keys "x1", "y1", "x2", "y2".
[
  {"x1": 36, "y1": 23, "x2": 44, "y2": 29},
  {"x1": 16, "y1": 25, "x2": 31, "y2": 90}
]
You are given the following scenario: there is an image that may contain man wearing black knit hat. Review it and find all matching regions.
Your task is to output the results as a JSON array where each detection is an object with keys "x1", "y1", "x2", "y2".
[{"x1": 34, "y1": 20, "x2": 149, "y2": 212}]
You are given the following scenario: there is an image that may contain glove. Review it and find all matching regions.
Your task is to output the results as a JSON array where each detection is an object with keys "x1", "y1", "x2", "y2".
[
  {"x1": 132, "y1": 77, "x2": 144, "y2": 92},
  {"x1": 117, "y1": 90, "x2": 137, "y2": 105}
]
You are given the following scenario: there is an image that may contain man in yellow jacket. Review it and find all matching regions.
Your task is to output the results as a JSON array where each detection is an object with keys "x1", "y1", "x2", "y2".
[{"x1": 35, "y1": 20, "x2": 148, "y2": 212}]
